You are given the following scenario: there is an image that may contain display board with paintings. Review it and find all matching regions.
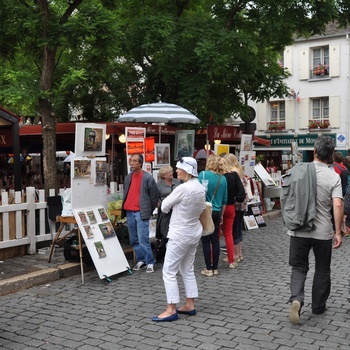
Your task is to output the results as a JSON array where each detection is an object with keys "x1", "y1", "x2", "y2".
[{"x1": 73, "y1": 206, "x2": 129, "y2": 279}]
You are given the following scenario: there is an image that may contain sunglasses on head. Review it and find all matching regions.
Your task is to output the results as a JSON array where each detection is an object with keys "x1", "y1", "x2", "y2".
[{"x1": 179, "y1": 158, "x2": 194, "y2": 168}]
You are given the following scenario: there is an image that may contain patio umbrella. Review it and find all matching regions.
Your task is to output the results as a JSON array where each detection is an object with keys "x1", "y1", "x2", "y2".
[
  {"x1": 117, "y1": 102, "x2": 200, "y2": 142},
  {"x1": 193, "y1": 149, "x2": 214, "y2": 159}
]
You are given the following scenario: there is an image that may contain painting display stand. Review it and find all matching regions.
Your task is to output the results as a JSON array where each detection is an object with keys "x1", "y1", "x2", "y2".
[
  {"x1": 48, "y1": 215, "x2": 85, "y2": 285},
  {"x1": 73, "y1": 206, "x2": 130, "y2": 279}
]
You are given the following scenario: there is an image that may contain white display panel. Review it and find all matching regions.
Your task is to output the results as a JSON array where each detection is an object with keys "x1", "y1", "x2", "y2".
[{"x1": 73, "y1": 206, "x2": 130, "y2": 279}]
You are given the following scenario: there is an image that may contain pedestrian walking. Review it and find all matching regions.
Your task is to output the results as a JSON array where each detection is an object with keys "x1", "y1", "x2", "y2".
[
  {"x1": 152, "y1": 157, "x2": 206, "y2": 322},
  {"x1": 122, "y1": 154, "x2": 160, "y2": 273},
  {"x1": 285, "y1": 136, "x2": 343, "y2": 324}
]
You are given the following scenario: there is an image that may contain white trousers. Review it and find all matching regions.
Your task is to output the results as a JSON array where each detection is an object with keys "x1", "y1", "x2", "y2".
[{"x1": 162, "y1": 238, "x2": 199, "y2": 304}]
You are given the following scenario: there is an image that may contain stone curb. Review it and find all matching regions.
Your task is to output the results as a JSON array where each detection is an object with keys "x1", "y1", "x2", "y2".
[{"x1": 0, "y1": 262, "x2": 85, "y2": 296}]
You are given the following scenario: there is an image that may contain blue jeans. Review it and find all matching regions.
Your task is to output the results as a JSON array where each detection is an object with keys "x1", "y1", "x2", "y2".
[
  {"x1": 126, "y1": 211, "x2": 155, "y2": 265},
  {"x1": 289, "y1": 236, "x2": 332, "y2": 314},
  {"x1": 201, "y1": 210, "x2": 221, "y2": 270}
]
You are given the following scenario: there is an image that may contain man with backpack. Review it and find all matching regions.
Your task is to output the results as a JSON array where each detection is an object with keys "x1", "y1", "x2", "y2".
[{"x1": 284, "y1": 136, "x2": 343, "y2": 325}]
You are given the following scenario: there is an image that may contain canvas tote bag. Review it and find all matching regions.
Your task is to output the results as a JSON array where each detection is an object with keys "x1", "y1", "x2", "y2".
[{"x1": 199, "y1": 174, "x2": 222, "y2": 236}]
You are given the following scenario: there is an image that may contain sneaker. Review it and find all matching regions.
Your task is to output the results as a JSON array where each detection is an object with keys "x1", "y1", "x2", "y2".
[
  {"x1": 222, "y1": 257, "x2": 229, "y2": 263},
  {"x1": 229, "y1": 262, "x2": 238, "y2": 269},
  {"x1": 146, "y1": 264, "x2": 155, "y2": 273},
  {"x1": 289, "y1": 300, "x2": 301, "y2": 324},
  {"x1": 213, "y1": 269, "x2": 219, "y2": 276},
  {"x1": 201, "y1": 268, "x2": 214, "y2": 277},
  {"x1": 133, "y1": 262, "x2": 146, "y2": 271}
]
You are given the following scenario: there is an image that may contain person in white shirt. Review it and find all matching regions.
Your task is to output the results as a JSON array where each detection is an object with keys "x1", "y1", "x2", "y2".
[{"x1": 152, "y1": 157, "x2": 206, "y2": 322}]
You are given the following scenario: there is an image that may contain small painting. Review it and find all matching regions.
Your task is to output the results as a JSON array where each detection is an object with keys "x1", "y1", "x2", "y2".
[
  {"x1": 145, "y1": 137, "x2": 155, "y2": 162},
  {"x1": 84, "y1": 127, "x2": 103, "y2": 152},
  {"x1": 86, "y1": 210, "x2": 97, "y2": 224},
  {"x1": 154, "y1": 143, "x2": 170, "y2": 167},
  {"x1": 73, "y1": 159, "x2": 91, "y2": 178},
  {"x1": 99, "y1": 222, "x2": 116, "y2": 239},
  {"x1": 125, "y1": 127, "x2": 146, "y2": 139},
  {"x1": 77, "y1": 211, "x2": 88, "y2": 225},
  {"x1": 174, "y1": 130, "x2": 194, "y2": 160},
  {"x1": 243, "y1": 215, "x2": 259, "y2": 230},
  {"x1": 127, "y1": 141, "x2": 145, "y2": 155},
  {"x1": 94, "y1": 241, "x2": 107, "y2": 258},
  {"x1": 98, "y1": 207, "x2": 108, "y2": 221},
  {"x1": 83, "y1": 225, "x2": 94, "y2": 239}
]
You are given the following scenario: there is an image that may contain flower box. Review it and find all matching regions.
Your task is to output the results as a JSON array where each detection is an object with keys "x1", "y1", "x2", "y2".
[
  {"x1": 313, "y1": 64, "x2": 329, "y2": 76},
  {"x1": 308, "y1": 119, "x2": 330, "y2": 129},
  {"x1": 267, "y1": 122, "x2": 285, "y2": 131}
]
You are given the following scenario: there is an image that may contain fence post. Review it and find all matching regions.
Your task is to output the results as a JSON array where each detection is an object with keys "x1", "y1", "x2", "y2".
[{"x1": 26, "y1": 187, "x2": 36, "y2": 254}]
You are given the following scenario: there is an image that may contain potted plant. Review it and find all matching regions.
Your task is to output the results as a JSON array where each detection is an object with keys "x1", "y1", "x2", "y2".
[
  {"x1": 308, "y1": 120, "x2": 319, "y2": 129},
  {"x1": 313, "y1": 64, "x2": 329, "y2": 75},
  {"x1": 308, "y1": 120, "x2": 330, "y2": 129},
  {"x1": 319, "y1": 120, "x2": 330, "y2": 129}
]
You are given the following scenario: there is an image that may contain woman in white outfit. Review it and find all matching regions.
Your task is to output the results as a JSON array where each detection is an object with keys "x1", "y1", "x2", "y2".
[{"x1": 152, "y1": 157, "x2": 206, "y2": 322}]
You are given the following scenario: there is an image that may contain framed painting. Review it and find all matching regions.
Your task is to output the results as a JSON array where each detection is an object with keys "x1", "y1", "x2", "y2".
[
  {"x1": 125, "y1": 127, "x2": 146, "y2": 140},
  {"x1": 154, "y1": 143, "x2": 170, "y2": 167},
  {"x1": 174, "y1": 130, "x2": 195, "y2": 160},
  {"x1": 75, "y1": 123, "x2": 106, "y2": 157},
  {"x1": 214, "y1": 144, "x2": 230, "y2": 156}
]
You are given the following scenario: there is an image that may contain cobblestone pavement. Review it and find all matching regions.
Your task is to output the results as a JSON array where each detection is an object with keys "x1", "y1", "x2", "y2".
[{"x1": 1, "y1": 216, "x2": 350, "y2": 350}]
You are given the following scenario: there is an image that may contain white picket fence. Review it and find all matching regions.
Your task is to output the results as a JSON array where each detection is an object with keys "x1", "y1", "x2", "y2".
[{"x1": 0, "y1": 183, "x2": 122, "y2": 256}]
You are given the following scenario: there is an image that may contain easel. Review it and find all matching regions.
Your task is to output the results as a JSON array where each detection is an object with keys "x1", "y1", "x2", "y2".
[{"x1": 48, "y1": 215, "x2": 85, "y2": 285}]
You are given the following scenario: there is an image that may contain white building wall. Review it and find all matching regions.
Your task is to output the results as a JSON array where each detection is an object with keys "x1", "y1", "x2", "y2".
[{"x1": 255, "y1": 29, "x2": 350, "y2": 150}]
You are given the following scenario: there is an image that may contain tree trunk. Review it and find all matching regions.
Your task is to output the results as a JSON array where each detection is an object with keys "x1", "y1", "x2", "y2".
[{"x1": 40, "y1": 45, "x2": 58, "y2": 196}]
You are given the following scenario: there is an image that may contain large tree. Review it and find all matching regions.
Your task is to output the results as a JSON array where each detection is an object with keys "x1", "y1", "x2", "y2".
[{"x1": 0, "y1": 0, "x2": 341, "y2": 193}]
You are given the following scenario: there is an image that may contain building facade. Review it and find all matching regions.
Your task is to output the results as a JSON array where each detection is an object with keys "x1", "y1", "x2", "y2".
[{"x1": 254, "y1": 24, "x2": 350, "y2": 171}]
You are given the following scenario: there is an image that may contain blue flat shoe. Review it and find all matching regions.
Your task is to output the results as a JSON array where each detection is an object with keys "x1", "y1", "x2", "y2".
[
  {"x1": 176, "y1": 309, "x2": 197, "y2": 316},
  {"x1": 152, "y1": 313, "x2": 178, "y2": 322}
]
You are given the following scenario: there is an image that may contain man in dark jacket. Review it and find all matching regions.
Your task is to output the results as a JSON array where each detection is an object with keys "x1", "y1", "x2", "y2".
[{"x1": 122, "y1": 154, "x2": 159, "y2": 273}]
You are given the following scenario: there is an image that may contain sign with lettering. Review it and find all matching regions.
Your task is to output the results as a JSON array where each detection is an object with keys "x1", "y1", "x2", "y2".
[
  {"x1": 255, "y1": 133, "x2": 336, "y2": 148},
  {"x1": 0, "y1": 128, "x2": 12, "y2": 147},
  {"x1": 207, "y1": 125, "x2": 241, "y2": 141}
]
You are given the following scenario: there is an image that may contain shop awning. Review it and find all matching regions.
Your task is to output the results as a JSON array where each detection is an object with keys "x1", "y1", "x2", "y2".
[{"x1": 253, "y1": 135, "x2": 271, "y2": 147}]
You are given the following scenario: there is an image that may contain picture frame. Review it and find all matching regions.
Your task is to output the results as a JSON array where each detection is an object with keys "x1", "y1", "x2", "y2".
[
  {"x1": 154, "y1": 143, "x2": 171, "y2": 167},
  {"x1": 174, "y1": 130, "x2": 195, "y2": 160},
  {"x1": 126, "y1": 141, "x2": 144, "y2": 155},
  {"x1": 243, "y1": 215, "x2": 259, "y2": 230},
  {"x1": 75, "y1": 123, "x2": 106, "y2": 157},
  {"x1": 125, "y1": 127, "x2": 146, "y2": 140}
]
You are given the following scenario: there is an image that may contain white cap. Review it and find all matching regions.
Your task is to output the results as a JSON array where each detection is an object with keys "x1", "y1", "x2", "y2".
[{"x1": 176, "y1": 157, "x2": 198, "y2": 177}]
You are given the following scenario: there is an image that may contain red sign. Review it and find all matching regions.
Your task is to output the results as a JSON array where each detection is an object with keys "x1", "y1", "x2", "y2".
[{"x1": 207, "y1": 125, "x2": 241, "y2": 141}]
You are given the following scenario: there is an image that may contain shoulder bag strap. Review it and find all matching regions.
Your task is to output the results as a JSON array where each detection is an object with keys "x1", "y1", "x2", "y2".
[{"x1": 210, "y1": 175, "x2": 222, "y2": 203}]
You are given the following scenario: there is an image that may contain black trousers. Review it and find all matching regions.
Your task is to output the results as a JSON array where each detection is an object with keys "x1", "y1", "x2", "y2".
[{"x1": 289, "y1": 235, "x2": 332, "y2": 314}]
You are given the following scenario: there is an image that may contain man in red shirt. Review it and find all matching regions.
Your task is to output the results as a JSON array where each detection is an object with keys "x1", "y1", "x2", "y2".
[{"x1": 122, "y1": 154, "x2": 159, "y2": 273}]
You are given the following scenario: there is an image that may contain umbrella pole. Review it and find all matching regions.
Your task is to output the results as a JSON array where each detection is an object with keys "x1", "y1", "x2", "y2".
[{"x1": 159, "y1": 125, "x2": 161, "y2": 143}]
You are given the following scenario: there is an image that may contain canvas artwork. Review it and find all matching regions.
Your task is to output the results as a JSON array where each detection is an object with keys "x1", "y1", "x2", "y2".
[
  {"x1": 251, "y1": 206, "x2": 261, "y2": 215},
  {"x1": 83, "y1": 225, "x2": 94, "y2": 239},
  {"x1": 255, "y1": 215, "x2": 267, "y2": 227},
  {"x1": 77, "y1": 211, "x2": 88, "y2": 225},
  {"x1": 96, "y1": 160, "x2": 106, "y2": 171},
  {"x1": 145, "y1": 137, "x2": 155, "y2": 162},
  {"x1": 86, "y1": 210, "x2": 97, "y2": 224},
  {"x1": 98, "y1": 207, "x2": 108, "y2": 221},
  {"x1": 127, "y1": 141, "x2": 145, "y2": 155},
  {"x1": 94, "y1": 241, "x2": 107, "y2": 258},
  {"x1": 95, "y1": 171, "x2": 106, "y2": 185},
  {"x1": 154, "y1": 143, "x2": 170, "y2": 167},
  {"x1": 83, "y1": 127, "x2": 103, "y2": 152},
  {"x1": 244, "y1": 215, "x2": 259, "y2": 230},
  {"x1": 99, "y1": 222, "x2": 116, "y2": 239},
  {"x1": 125, "y1": 127, "x2": 146, "y2": 139},
  {"x1": 73, "y1": 159, "x2": 91, "y2": 178},
  {"x1": 175, "y1": 130, "x2": 194, "y2": 160}
]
